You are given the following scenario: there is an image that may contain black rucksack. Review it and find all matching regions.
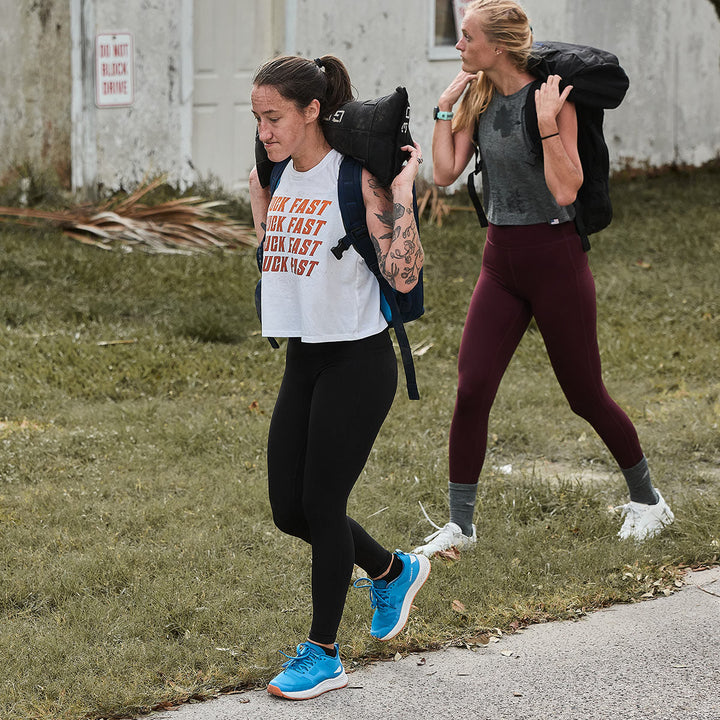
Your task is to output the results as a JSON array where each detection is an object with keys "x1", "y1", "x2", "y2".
[
  {"x1": 468, "y1": 41, "x2": 629, "y2": 250},
  {"x1": 256, "y1": 155, "x2": 424, "y2": 400}
]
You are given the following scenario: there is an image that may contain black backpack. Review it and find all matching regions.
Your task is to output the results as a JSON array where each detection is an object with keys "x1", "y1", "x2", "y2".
[
  {"x1": 256, "y1": 155, "x2": 424, "y2": 400},
  {"x1": 468, "y1": 41, "x2": 629, "y2": 250}
]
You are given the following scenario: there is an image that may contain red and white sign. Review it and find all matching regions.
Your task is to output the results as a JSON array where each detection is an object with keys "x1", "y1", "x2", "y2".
[{"x1": 95, "y1": 33, "x2": 134, "y2": 107}]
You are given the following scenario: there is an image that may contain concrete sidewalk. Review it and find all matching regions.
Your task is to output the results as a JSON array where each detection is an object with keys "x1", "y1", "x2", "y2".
[{"x1": 146, "y1": 567, "x2": 720, "y2": 720}]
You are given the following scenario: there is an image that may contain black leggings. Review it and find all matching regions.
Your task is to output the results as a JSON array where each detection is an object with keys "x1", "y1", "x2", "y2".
[{"x1": 267, "y1": 329, "x2": 397, "y2": 645}]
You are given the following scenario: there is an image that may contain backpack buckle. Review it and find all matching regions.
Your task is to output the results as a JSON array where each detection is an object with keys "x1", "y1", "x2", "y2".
[{"x1": 331, "y1": 236, "x2": 351, "y2": 259}]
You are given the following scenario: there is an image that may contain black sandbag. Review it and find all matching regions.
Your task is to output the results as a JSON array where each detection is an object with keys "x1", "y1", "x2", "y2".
[
  {"x1": 322, "y1": 86, "x2": 413, "y2": 187},
  {"x1": 528, "y1": 41, "x2": 629, "y2": 109},
  {"x1": 255, "y1": 86, "x2": 413, "y2": 188}
]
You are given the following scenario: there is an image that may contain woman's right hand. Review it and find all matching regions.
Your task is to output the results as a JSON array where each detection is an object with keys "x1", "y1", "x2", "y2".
[
  {"x1": 438, "y1": 70, "x2": 477, "y2": 110},
  {"x1": 432, "y1": 71, "x2": 478, "y2": 187}
]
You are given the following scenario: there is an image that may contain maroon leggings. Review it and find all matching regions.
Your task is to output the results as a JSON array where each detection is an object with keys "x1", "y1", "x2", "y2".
[{"x1": 449, "y1": 221, "x2": 643, "y2": 485}]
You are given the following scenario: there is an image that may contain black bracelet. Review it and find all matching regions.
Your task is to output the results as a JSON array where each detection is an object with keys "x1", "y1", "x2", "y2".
[{"x1": 541, "y1": 132, "x2": 560, "y2": 140}]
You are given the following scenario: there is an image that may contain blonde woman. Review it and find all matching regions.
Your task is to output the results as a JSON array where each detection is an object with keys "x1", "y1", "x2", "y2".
[{"x1": 415, "y1": 0, "x2": 673, "y2": 556}]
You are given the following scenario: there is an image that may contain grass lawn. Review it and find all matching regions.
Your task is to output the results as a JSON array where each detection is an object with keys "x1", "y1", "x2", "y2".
[{"x1": 1, "y1": 166, "x2": 718, "y2": 719}]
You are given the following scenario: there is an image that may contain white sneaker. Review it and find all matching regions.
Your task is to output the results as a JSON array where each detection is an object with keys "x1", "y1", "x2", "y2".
[
  {"x1": 616, "y1": 491, "x2": 675, "y2": 541},
  {"x1": 413, "y1": 522, "x2": 477, "y2": 557}
]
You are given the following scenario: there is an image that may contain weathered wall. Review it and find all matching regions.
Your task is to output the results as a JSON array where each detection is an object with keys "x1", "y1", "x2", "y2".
[
  {"x1": 0, "y1": 0, "x2": 72, "y2": 185},
  {"x1": 1, "y1": 0, "x2": 718, "y2": 192},
  {"x1": 555, "y1": 0, "x2": 720, "y2": 170},
  {"x1": 88, "y1": 0, "x2": 192, "y2": 190},
  {"x1": 289, "y1": 0, "x2": 720, "y2": 187}
]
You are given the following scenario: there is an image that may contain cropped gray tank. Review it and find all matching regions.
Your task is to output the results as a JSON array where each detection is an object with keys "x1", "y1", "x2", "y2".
[{"x1": 476, "y1": 83, "x2": 574, "y2": 226}]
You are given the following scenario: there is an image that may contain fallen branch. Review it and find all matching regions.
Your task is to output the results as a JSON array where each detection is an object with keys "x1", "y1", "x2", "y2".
[{"x1": 0, "y1": 178, "x2": 257, "y2": 253}]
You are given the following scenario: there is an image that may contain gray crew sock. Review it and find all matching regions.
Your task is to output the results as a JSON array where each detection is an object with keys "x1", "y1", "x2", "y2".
[
  {"x1": 621, "y1": 455, "x2": 659, "y2": 505},
  {"x1": 448, "y1": 481, "x2": 478, "y2": 536}
]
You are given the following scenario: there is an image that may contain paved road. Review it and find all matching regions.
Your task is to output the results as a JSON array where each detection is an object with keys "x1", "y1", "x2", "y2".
[{"x1": 146, "y1": 567, "x2": 720, "y2": 720}]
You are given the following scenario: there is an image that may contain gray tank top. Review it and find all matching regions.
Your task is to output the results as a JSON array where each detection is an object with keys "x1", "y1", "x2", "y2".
[{"x1": 476, "y1": 83, "x2": 574, "y2": 226}]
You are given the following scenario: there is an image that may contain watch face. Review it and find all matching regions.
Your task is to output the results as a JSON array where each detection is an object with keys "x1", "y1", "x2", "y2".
[{"x1": 433, "y1": 106, "x2": 439, "y2": 120}]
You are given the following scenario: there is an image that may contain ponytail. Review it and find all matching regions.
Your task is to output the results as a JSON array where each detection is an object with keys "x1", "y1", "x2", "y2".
[
  {"x1": 253, "y1": 54, "x2": 354, "y2": 118},
  {"x1": 315, "y1": 54, "x2": 354, "y2": 116}
]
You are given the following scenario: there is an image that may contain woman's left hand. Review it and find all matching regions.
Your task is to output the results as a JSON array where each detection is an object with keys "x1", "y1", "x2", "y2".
[
  {"x1": 391, "y1": 142, "x2": 423, "y2": 194},
  {"x1": 535, "y1": 74, "x2": 573, "y2": 135}
]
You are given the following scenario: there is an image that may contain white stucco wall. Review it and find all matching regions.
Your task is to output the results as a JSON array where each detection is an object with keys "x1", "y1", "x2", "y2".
[
  {"x1": 73, "y1": 0, "x2": 194, "y2": 191},
  {"x1": 0, "y1": 0, "x2": 72, "y2": 185},
  {"x1": 3, "y1": 0, "x2": 719, "y2": 192},
  {"x1": 288, "y1": 0, "x2": 720, "y2": 187}
]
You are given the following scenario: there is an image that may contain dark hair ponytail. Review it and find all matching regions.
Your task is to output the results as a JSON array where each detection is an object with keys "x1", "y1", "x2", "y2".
[
  {"x1": 253, "y1": 54, "x2": 354, "y2": 118},
  {"x1": 315, "y1": 55, "x2": 353, "y2": 116}
]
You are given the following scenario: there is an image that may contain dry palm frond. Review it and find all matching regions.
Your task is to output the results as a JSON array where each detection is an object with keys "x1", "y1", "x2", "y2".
[{"x1": 0, "y1": 177, "x2": 257, "y2": 253}]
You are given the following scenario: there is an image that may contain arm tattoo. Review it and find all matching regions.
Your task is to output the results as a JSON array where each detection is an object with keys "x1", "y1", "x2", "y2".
[
  {"x1": 387, "y1": 202, "x2": 423, "y2": 289},
  {"x1": 367, "y1": 178, "x2": 423, "y2": 290}
]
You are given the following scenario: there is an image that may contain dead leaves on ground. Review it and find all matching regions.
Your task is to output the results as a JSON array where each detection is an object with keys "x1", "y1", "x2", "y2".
[
  {"x1": 622, "y1": 563, "x2": 686, "y2": 599},
  {"x1": 0, "y1": 177, "x2": 256, "y2": 254},
  {"x1": 436, "y1": 546, "x2": 462, "y2": 561}
]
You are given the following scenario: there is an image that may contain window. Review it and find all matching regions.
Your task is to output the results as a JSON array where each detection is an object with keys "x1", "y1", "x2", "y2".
[{"x1": 429, "y1": 0, "x2": 473, "y2": 60}]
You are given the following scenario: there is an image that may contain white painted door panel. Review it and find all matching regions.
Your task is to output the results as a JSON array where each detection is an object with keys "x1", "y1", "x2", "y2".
[{"x1": 193, "y1": 0, "x2": 272, "y2": 191}]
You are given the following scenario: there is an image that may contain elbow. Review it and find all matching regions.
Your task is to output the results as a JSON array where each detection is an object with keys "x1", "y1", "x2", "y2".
[
  {"x1": 394, "y1": 276, "x2": 418, "y2": 294},
  {"x1": 554, "y1": 189, "x2": 578, "y2": 208},
  {"x1": 556, "y1": 170, "x2": 584, "y2": 208},
  {"x1": 392, "y1": 279, "x2": 416, "y2": 294},
  {"x1": 553, "y1": 179, "x2": 582, "y2": 208},
  {"x1": 433, "y1": 168, "x2": 454, "y2": 188},
  {"x1": 431, "y1": 157, "x2": 457, "y2": 187}
]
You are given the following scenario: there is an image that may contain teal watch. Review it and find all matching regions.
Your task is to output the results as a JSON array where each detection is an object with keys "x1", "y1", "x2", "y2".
[{"x1": 433, "y1": 106, "x2": 454, "y2": 121}]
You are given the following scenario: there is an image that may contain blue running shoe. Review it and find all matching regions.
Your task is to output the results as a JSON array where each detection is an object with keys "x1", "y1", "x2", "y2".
[
  {"x1": 267, "y1": 641, "x2": 347, "y2": 700},
  {"x1": 354, "y1": 551, "x2": 431, "y2": 641}
]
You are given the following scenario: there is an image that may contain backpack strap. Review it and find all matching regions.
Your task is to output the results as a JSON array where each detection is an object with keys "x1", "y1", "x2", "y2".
[
  {"x1": 269, "y1": 158, "x2": 291, "y2": 194},
  {"x1": 467, "y1": 122, "x2": 489, "y2": 228},
  {"x1": 258, "y1": 158, "x2": 292, "y2": 349},
  {"x1": 335, "y1": 156, "x2": 420, "y2": 400},
  {"x1": 330, "y1": 158, "x2": 367, "y2": 260}
]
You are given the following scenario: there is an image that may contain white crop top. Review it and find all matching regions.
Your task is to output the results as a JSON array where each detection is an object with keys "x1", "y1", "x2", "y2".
[{"x1": 260, "y1": 149, "x2": 387, "y2": 343}]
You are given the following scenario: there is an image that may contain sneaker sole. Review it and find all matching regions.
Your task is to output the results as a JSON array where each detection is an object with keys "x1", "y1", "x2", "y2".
[
  {"x1": 267, "y1": 671, "x2": 348, "y2": 700},
  {"x1": 374, "y1": 554, "x2": 431, "y2": 641},
  {"x1": 413, "y1": 539, "x2": 477, "y2": 557}
]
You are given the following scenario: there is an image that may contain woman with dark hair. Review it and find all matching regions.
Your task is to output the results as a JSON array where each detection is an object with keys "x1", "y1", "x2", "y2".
[
  {"x1": 248, "y1": 54, "x2": 429, "y2": 701},
  {"x1": 414, "y1": 0, "x2": 673, "y2": 557}
]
